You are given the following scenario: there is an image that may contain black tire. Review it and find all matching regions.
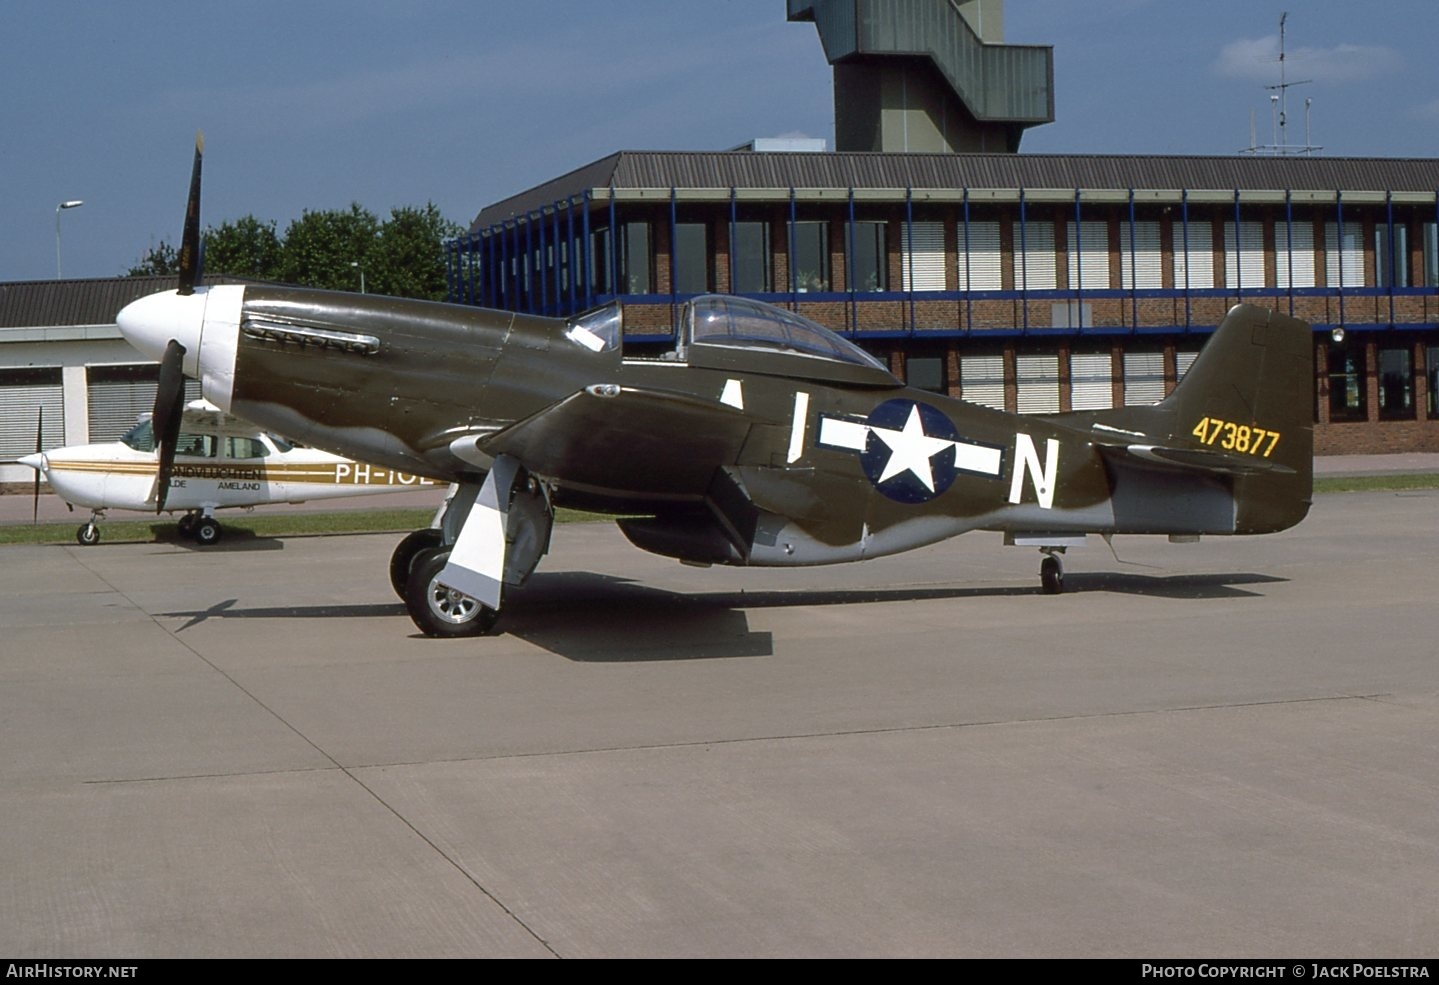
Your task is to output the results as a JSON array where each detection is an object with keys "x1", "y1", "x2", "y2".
[
  {"x1": 389, "y1": 528, "x2": 444, "y2": 602},
  {"x1": 193, "y1": 517, "x2": 222, "y2": 546},
  {"x1": 404, "y1": 547, "x2": 498, "y2": 638},
  {"x1": 1040, "y1": 554, "x2": 1064, "y2": 595},
  {"x1": 76, "y1": 524, "x2": 100, "y2": 546},
  {"x1": 177, "y1": 514, "x2": 198, "y2": 538}
]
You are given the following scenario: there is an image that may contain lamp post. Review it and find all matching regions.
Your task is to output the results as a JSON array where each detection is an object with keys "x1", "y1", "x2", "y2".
[
  {"x1": 350, "y1": 260, "x2": 366, "y2": 294},
  {"x1": 55, "y1": 200, "x2": 84, "y2": 279}
]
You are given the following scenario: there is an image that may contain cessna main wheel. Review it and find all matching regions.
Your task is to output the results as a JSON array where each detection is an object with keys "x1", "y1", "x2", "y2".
[
  {"x1": 389, "y1": 528, "x2": 444, "y2": 602},
  {"x1": 193, "y1": 517, "x2": 222, "y2": 546},
  {"x1": 404, "y1": 547, "x2": 499, "y2": 638}
]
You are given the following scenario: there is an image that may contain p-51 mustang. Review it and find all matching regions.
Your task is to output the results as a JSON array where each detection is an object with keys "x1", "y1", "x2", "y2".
[
  {"x1": 18, "y1": 400, "x2": 437, "y2": 545},
  {"x1": 116, "y1": 136, "x2": 1313, "y2": 636}
]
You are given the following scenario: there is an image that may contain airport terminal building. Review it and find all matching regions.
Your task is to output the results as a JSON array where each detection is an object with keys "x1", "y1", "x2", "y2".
[{"x1": 447, "y1": 150, "x2": 1439, "y2": 455}]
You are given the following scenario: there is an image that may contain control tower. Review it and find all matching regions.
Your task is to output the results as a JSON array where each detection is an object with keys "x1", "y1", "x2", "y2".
[{"x1": 788, "y1": 0, "x2": 1054, "y2": 152}]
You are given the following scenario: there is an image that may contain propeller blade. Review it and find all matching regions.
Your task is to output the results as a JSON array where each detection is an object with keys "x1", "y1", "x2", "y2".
[
  {"x1": 32, "y1": 405, "x2": 42, "y2": 524},
  {"x1": 152, "y1": 339, "x2": 187, "y2": 513},
  {"x1": 177, "y1": 131, "x2": 204, "y2": 297}
]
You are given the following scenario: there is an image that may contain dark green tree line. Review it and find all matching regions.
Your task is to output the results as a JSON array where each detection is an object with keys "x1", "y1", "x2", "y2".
[{"x1": 127, "y1": 203, "x2": 462, "y2": 302}]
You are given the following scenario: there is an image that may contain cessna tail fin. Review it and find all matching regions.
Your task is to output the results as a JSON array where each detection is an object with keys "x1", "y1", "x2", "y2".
[{"x1": 1087, "y1": 304, "x2": 1313, "y2": 535}]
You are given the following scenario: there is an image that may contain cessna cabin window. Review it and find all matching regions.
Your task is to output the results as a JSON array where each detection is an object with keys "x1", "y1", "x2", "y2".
[
  {"x1": 120, "y1": 419, "x2": 155, "y2": 453},
  {"x1": 226, "y1": 436, "x2": 268, "y2": 459},
  {"x1": 176, "y1": 433, "x2": 216, "y2": 458},
  {"x1": 686, "y1": 296, "x2": 887, "y2": 371}
]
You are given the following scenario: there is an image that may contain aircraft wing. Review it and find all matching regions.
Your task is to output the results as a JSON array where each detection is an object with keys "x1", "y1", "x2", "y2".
[{"x1": 477, "y1": 385, "x2": 755, "y2": 495}]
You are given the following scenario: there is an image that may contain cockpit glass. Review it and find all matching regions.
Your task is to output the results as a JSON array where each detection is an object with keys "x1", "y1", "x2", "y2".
[
  {"x1": 121, "y1": 419, "x2": 154, "y2": 452},
  {"x1": 687, "y1": 296, "x2": 886, "y2": 370},
  {"x1": 565, "y1": 303, "x2": 622, "y2": 353}
]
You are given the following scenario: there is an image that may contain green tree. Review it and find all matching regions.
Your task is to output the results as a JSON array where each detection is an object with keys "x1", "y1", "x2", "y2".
[
  {"x1": 371, "y1": 203, "x2": 463, "y2": 301},
  {"x1": 202, "y1": 215, "x2": 283, "y2": 280},
  {"x1": 126, "y1": 201, "x2": 463, "y2": 300},
  {"x1": 278, "y1": 203, "x2": 382, "y2": 293},
  {"x1": 127, "y1": 240, "x2": 179, "y2": 276}
]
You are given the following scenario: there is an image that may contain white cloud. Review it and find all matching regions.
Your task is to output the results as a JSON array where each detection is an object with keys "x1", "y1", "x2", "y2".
[{"x1": 1214, "y1": 35, "x2": 1403, "y2": 84}]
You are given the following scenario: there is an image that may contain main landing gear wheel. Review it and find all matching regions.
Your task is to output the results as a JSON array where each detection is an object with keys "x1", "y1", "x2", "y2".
[
  {"x1": 76, "y1": 523, "x2": 100, "y2": 546},
  {"x1": 389, "y1": 528, "x2": 444, "y2": 602},
  {"x1": 404, "y1": 547, "x2": 499, "y2": 638},
  {"x1": 177, "y1": 513, "x2": 198, "y2": 538},
  {"x1": 1040, "y1": 553, "x2": 1064, "y2": 595},
  {"x1": 192, "y1": 517, "x2": 222, "y2": 546}
]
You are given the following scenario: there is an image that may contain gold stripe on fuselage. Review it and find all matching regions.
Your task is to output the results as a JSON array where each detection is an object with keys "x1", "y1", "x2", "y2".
[{"x1": 45, "y1": 459, "x2": 432, "y2": 485}]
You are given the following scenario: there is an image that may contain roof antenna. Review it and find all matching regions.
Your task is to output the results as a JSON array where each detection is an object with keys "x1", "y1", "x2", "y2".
[{"x1": 1242, "y1": 12, "x2": 1321, "y2": 155}]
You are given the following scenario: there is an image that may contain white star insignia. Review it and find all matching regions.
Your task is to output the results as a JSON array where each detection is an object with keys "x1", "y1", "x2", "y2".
[{"x1": 869, "y1": 404, "x2": 955, "y2": 492}]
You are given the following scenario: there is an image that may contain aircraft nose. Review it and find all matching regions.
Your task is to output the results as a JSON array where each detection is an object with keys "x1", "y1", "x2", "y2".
[
  {"x1": 116, "y1": 290, "x2": 207, "y2": 375},
  {"x1": 17, "y1": 452, "x2": 45, "y2": 473}
]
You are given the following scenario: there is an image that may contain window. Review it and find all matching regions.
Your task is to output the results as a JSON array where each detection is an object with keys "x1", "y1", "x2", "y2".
[
  {"x1": 902, "y1": 221, "x2": 945, "y2": 291},
  {"x1": 226, "y1": 436, "x2": 268, "y2": 459},
  {"x1": 1013, "y1": 220, "x2": 1057, "y2": 290},
  {"x1": 1424, "y1": 222, "x2": 1438, "y2": 288},
  {"x1": 957, "y1": 219, "x2": 1002, "y2": 290},
  {"x1": 176, "y1": 432, "x2": 216, "y2": 458},
  {"x1": 960, "y1": 353, "x2": 1005, "y2": 410},
  {"x1": 619, "y1": 222, "x2": 652, "y2": 294},
  {"x1": 848, "y1": 221, "x2": 888, "y2": 292},
  {"x1": 1016, "y1": 354, "x2": 1060, "y2": 414},
  {"x1": 732, "y1": 221, "x2": 771, "y2": 293},
  {"x1": 1123, "y1": 351, "x2": 1166, "y2": 405},
  {"x1": 0, "y1": 367, "x2": 64, "y2": 457},
  {"x1": 1327, "y1": 343, "x2": 1367, "y2": 422},
  {"x1": 1069, "y1": 352, "x2": 1113, "y2": 410},
  {"x1": 1275, "y1": 219, "x2": 1316, "y2": 289},
  {"x1": 1428, "y1": 345, "x2": 1439, "y2": 418},
  {"x1": 1378, "y1": 346, "x2": 1414, "y2": 419},
  {"x1": 1325, "y1": 222, "x2": 1363, "y2": 288},
  {"x1": 87, "y1": 364, "x2": 202, "y2": 444},
  {"x1": 1223, "y1": 220, "x2": 1265, "y2": 289},
  {"x1": 1376, "y1": 224, "x2": 1410, "y2": 288},
  {"x1": 1173, "y1": 219, "x2": 1215, "y2": 290},
  {"x1": 590, "y1": 226, "x2": 613, "y2": 295},
  {"x1": 791, "y1": 221, "x2": 830, "y2": 292},
  {"x1": 673, "y1": 222, "x2": 710, "y2": 295},
  {"x1": 1121, "y1": 220, "x2": 1163, "y2": 290},
  {"x1": 906, "y1": 355, "x2": 945, "y2": 394},
  {"x1": 1066, "y1": 220, "x2": 1110, "y2": 290}
]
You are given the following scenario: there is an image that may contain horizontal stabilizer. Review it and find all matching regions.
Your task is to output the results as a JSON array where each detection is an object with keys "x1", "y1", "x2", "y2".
[{"x1": 1100, "y1": 443, "x2": 1296, "y2": 477}]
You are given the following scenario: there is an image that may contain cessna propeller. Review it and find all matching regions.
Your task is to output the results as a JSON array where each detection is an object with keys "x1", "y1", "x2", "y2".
[{"x1": 4, "y1": 407, "x2": 47, "y2": 524}]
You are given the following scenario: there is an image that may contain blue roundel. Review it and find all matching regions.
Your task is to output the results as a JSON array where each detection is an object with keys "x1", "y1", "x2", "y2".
[{"x1": 859, "y1": 399, "x2": 960, "y2": 504}]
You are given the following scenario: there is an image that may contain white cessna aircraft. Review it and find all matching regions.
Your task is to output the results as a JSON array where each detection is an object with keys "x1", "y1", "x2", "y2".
[{"x1": 17, "y1": 400, "x2": 438, "y2": 545}]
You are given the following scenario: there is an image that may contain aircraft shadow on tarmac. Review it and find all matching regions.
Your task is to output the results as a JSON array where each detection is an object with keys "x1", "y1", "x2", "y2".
[{"x1": 159, "y1": 568, "x2": 1283, "y2": 662}]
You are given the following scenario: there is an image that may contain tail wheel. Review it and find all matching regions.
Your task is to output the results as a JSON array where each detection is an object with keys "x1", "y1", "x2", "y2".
[
  {"x1": 1040, "y1": 554, "x2": 1064, "y2": 595},
  {"x1": 404, "y1": 547, "x2": 499, "y2": 638},
  {"x1": 388, "y1": 528, "x2": 444, "y2": 601}
]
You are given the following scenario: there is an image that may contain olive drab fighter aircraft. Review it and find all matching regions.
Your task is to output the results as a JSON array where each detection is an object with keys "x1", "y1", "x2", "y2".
[
  {"x1": 15, "y1": 400, "x2": 437, "y2": 546},
  {"x1": 116, "y1": 136, "x2": 1313, "y2": 637}
]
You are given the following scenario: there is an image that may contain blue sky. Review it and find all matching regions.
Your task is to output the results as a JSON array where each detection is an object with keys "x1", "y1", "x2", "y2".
[{"x1": 3, "y1": 0, "x2": 1435, "y2": 282}]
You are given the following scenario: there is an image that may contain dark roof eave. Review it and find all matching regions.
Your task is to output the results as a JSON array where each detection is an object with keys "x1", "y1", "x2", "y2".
[{"x1": 469, "y1": 150, "x2": 1439, "y2": 233}]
